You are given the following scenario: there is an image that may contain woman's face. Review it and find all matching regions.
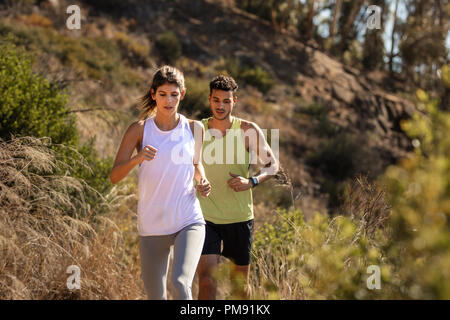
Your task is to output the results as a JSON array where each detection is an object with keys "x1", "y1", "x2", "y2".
[{"x1": 152, "y1": 82, "x2": 185, "y2": 116}]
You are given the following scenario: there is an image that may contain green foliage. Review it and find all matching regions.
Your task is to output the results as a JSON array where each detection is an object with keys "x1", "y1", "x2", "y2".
[
  {"x1": 239, "y1": 66, "x2": 274, "y2": 94},
  {"x1": 378, "y1": 85, "x2": 450, "y2": 299},
  {"x1": 155, "y1": 31, "x2": 182, "y2": 64},
  {"x1": 253, "y1": 209, "x2": 305, "y2": 251},
  {"x1": 253, "y1": 182, "x2": 293, "y2": 210},
  {"x1": 308, "y1": 133, "x2": 363, "y2": 180},
  {"x1": 216, "y1": 57, "x2": 274, "y2": 94},
  {"x1": 0, "y1": 22, "x2": 143, "y2": 88},
  {"x1": 295, "y1": 101, "x2": 341, "y2": 136},
  {"x1": 294, "y1": 101, "x2": 328, "y2": 118},
  {"x1": 237, "y1": 0, "x2": 301, "y2": 31},
  {"x1": 237, "y1": 0, "x2": 274, "y2": 22},
  {"x1": 0, "y1": 41, "x2": 78, "y2": 145},
  {"x1": 252, "y1": 209, "x2": 383, "y2": 299},
  {"x1": 114, "y1": 31, "x2": 151, "y2": 67},
  {"x1": 182, "y1": 77, "x2": 211, "y2": 119},
  {"x1": 82, "y1": 0, "x2": 129, "y2": 12},
  {"x1": 0, "y1": 38, "x2": 113, "y2": 216},
  {"x1": 252, "y1": 79, "x2": 450, "y2": 299},
  {"x1": 362, "y1": 29, "x2": 385, "y2": 71}
]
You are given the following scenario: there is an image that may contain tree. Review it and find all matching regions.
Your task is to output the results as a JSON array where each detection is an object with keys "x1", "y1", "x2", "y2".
[
  {"x1": 362, "y1": 0, "x2": 387, "y2": 71},
  {"x1": 388, "y1": 0, "x2": 401, "y2": 73},
  {"x1": 329, "y1": 0, "x2": 343, "y2": 41},
  {"x1": 399, "y1": 0, "x2": 449, "y2": 89},
  {"x1": 336, "y1": 0, "x2": 366, "y2": 54}
]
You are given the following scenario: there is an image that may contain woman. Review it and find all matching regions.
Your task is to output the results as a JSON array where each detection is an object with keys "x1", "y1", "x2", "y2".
[{"x1": 110, "y1": 65, "x2": 211, "y2": 300}]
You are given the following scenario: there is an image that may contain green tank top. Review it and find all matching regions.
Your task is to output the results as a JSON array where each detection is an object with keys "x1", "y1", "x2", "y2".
[{"x1": 197, "y1": 117, "x2": 254, "y2": 224}]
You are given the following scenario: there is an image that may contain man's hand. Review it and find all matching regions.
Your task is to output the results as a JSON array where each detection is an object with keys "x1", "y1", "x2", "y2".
[
  {"x1": 197, "y1": 178, "x2": 211, "y2": 197},
  {"x1": 227, "y1": 172, "x2": 253, "y2": 192}
]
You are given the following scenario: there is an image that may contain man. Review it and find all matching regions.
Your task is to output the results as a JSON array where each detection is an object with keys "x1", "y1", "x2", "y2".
[{"x1": 196, "y1": 75, "x2": 279, "y2": 299}]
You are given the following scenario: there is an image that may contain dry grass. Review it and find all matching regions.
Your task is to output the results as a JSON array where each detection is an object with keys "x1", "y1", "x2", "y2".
[
  {"x1": 340, "y1": 175, "x2": 392, "y2": 239},
  {"x1": 0, "y1": 136, "x2": 144, "y2": 299}
]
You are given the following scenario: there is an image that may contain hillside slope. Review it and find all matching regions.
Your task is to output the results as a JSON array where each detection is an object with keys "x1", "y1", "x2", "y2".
[
  {"x1": 117, "y1": 0, "x2": 417, "y2": 213},
  {"x1": 1, "y1": 0, "x2": 418, "y2": 216}
]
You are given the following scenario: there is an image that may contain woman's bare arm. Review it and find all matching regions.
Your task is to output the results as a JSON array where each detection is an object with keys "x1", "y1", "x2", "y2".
[
  {"x1": 110, "y1": 121, "x2": 156, "y2": 184},
  {"x1": 190, "y1": 119, "x2": 210, "y2": 196}
]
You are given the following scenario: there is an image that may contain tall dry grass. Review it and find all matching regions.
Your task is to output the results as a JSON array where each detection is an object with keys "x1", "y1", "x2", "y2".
[{"x1": 0, "y1": 136, "x2": 144, "y2": 299}]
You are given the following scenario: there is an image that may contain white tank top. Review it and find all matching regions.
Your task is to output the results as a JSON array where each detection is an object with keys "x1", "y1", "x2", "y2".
[{"x1": 137, "y1": 114, "x2": 205, "y2": 236}]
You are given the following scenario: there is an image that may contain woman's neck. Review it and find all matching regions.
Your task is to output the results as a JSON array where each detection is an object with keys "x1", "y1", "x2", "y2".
[{"x1": 154, "y1": 112, "x2": 180, "y2": 131}]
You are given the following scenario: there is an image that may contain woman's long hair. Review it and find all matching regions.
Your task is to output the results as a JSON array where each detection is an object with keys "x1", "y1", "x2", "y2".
[{"x1": 138, "y1": 65, "x2": 185, "y2": 120}]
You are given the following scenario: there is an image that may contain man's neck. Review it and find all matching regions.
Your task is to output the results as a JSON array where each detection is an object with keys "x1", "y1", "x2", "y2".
[{"x1": 209, "y1": 115, "x2": 233, "y2": 131}]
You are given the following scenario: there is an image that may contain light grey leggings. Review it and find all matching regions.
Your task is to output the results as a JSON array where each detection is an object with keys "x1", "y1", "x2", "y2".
[{"x1": 139, "y1": 223, "x2": 205, "y2": 300}]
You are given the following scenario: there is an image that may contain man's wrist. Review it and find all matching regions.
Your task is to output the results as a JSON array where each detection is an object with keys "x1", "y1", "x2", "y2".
[{"x1": 250, "y1": 176, "x2": 259, "y2": 188}]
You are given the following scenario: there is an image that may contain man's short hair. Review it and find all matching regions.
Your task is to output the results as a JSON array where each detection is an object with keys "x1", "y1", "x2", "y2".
[{"x1": 209, "y1": 75, "x2": 238, "y2": 96}]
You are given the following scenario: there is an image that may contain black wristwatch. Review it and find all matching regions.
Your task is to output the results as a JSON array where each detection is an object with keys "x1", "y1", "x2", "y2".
[{"x1": 250, "y1": 176, "x2": 259, "y2": 188}]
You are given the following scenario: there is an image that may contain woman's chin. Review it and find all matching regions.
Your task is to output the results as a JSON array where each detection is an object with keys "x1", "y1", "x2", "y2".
[{"x1": 159, "y1": 107, "x2": 177, "y2": 115}]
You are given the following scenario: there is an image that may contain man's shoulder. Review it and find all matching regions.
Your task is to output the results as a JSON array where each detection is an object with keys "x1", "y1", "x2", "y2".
[
  {"x1": 200, "y1": 117, "x2": 211, "y2": 124},
  {"x1": 239, "y1": 118, "x2": 259, "y2": 132}
]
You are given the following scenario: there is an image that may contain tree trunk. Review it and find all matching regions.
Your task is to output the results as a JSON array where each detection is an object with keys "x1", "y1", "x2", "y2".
[
  {"x1": 330, "y1": 0, "x2": 343, "y2": 40},
  {"x1": 305, "y1": 0, "x2": 316, "y2": 40},
  {"x1": 340, "y1": 0, "x2": 365, "y2": 52},
  {"x1": 389, "y1": 0, "x2": 400, "y2": 73}
]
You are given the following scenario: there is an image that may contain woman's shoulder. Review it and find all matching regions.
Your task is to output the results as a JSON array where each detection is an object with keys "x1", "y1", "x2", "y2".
[
  {"x1": 124, "y1": 120, "x2": 146, "y2": 141},
  {"x1": 129, "y1": 119, "x2": 146, "y2": 132},
  {"x1": 186, "y1": 117, "x2": 205, "y2": 136}
]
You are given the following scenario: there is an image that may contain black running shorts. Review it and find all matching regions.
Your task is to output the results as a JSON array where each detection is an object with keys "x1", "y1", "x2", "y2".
[{"x1": 201, "y1": 219, "x2": 254, "y2": 266}]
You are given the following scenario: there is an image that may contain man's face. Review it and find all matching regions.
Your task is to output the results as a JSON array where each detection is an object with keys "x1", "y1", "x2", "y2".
[{"x1": 208, "y1": 89, "x2": 237, "y2": 121}]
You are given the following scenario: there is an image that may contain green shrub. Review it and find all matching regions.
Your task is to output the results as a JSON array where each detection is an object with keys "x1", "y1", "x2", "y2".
[
  {"x1": 216, "y1": 56, "x2": 241, "y2": 80},
  {"x1": 0, "y1": 41, "x2": 78, "y2": 145},
  {"x1": 82, "y1": 0, "x2": 128, "y2": 12},
  {"x1": 294, "y1": 101, "x2": 329, "y2": 118},
  {"x1": 239, "y1": 65, "x2": 274, "y2": 94},
  {"x1": 252, "y1": 208, "x2": 383, "y2": 299},
  {"x1": 0, "y1": 39, "x2": 113, "y2": 215},
  {"x1": 182, "y1": 77, "x2": 211, "y2": 119},
  {"x1": 378, "y1": 85, "x2": 450, "y2": 299},
  {"x1": 216, "y1": 57, "x2": 274, "y2": 94},
  {"x1": 155, "y1": 31, "x2": 182, "y2": 64},
  {"x1": 114, "y1": 31, "x2": 151, "y2": 67},
  {"x1": 0, "y1": 22, "x2": 142, "y2": 88},
  {"x1": 308, "y1": 133, "x2": 363, "y2": 181},
  {"x1": 251, "y1": 77, "x2": 450, "y2": 299}
]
